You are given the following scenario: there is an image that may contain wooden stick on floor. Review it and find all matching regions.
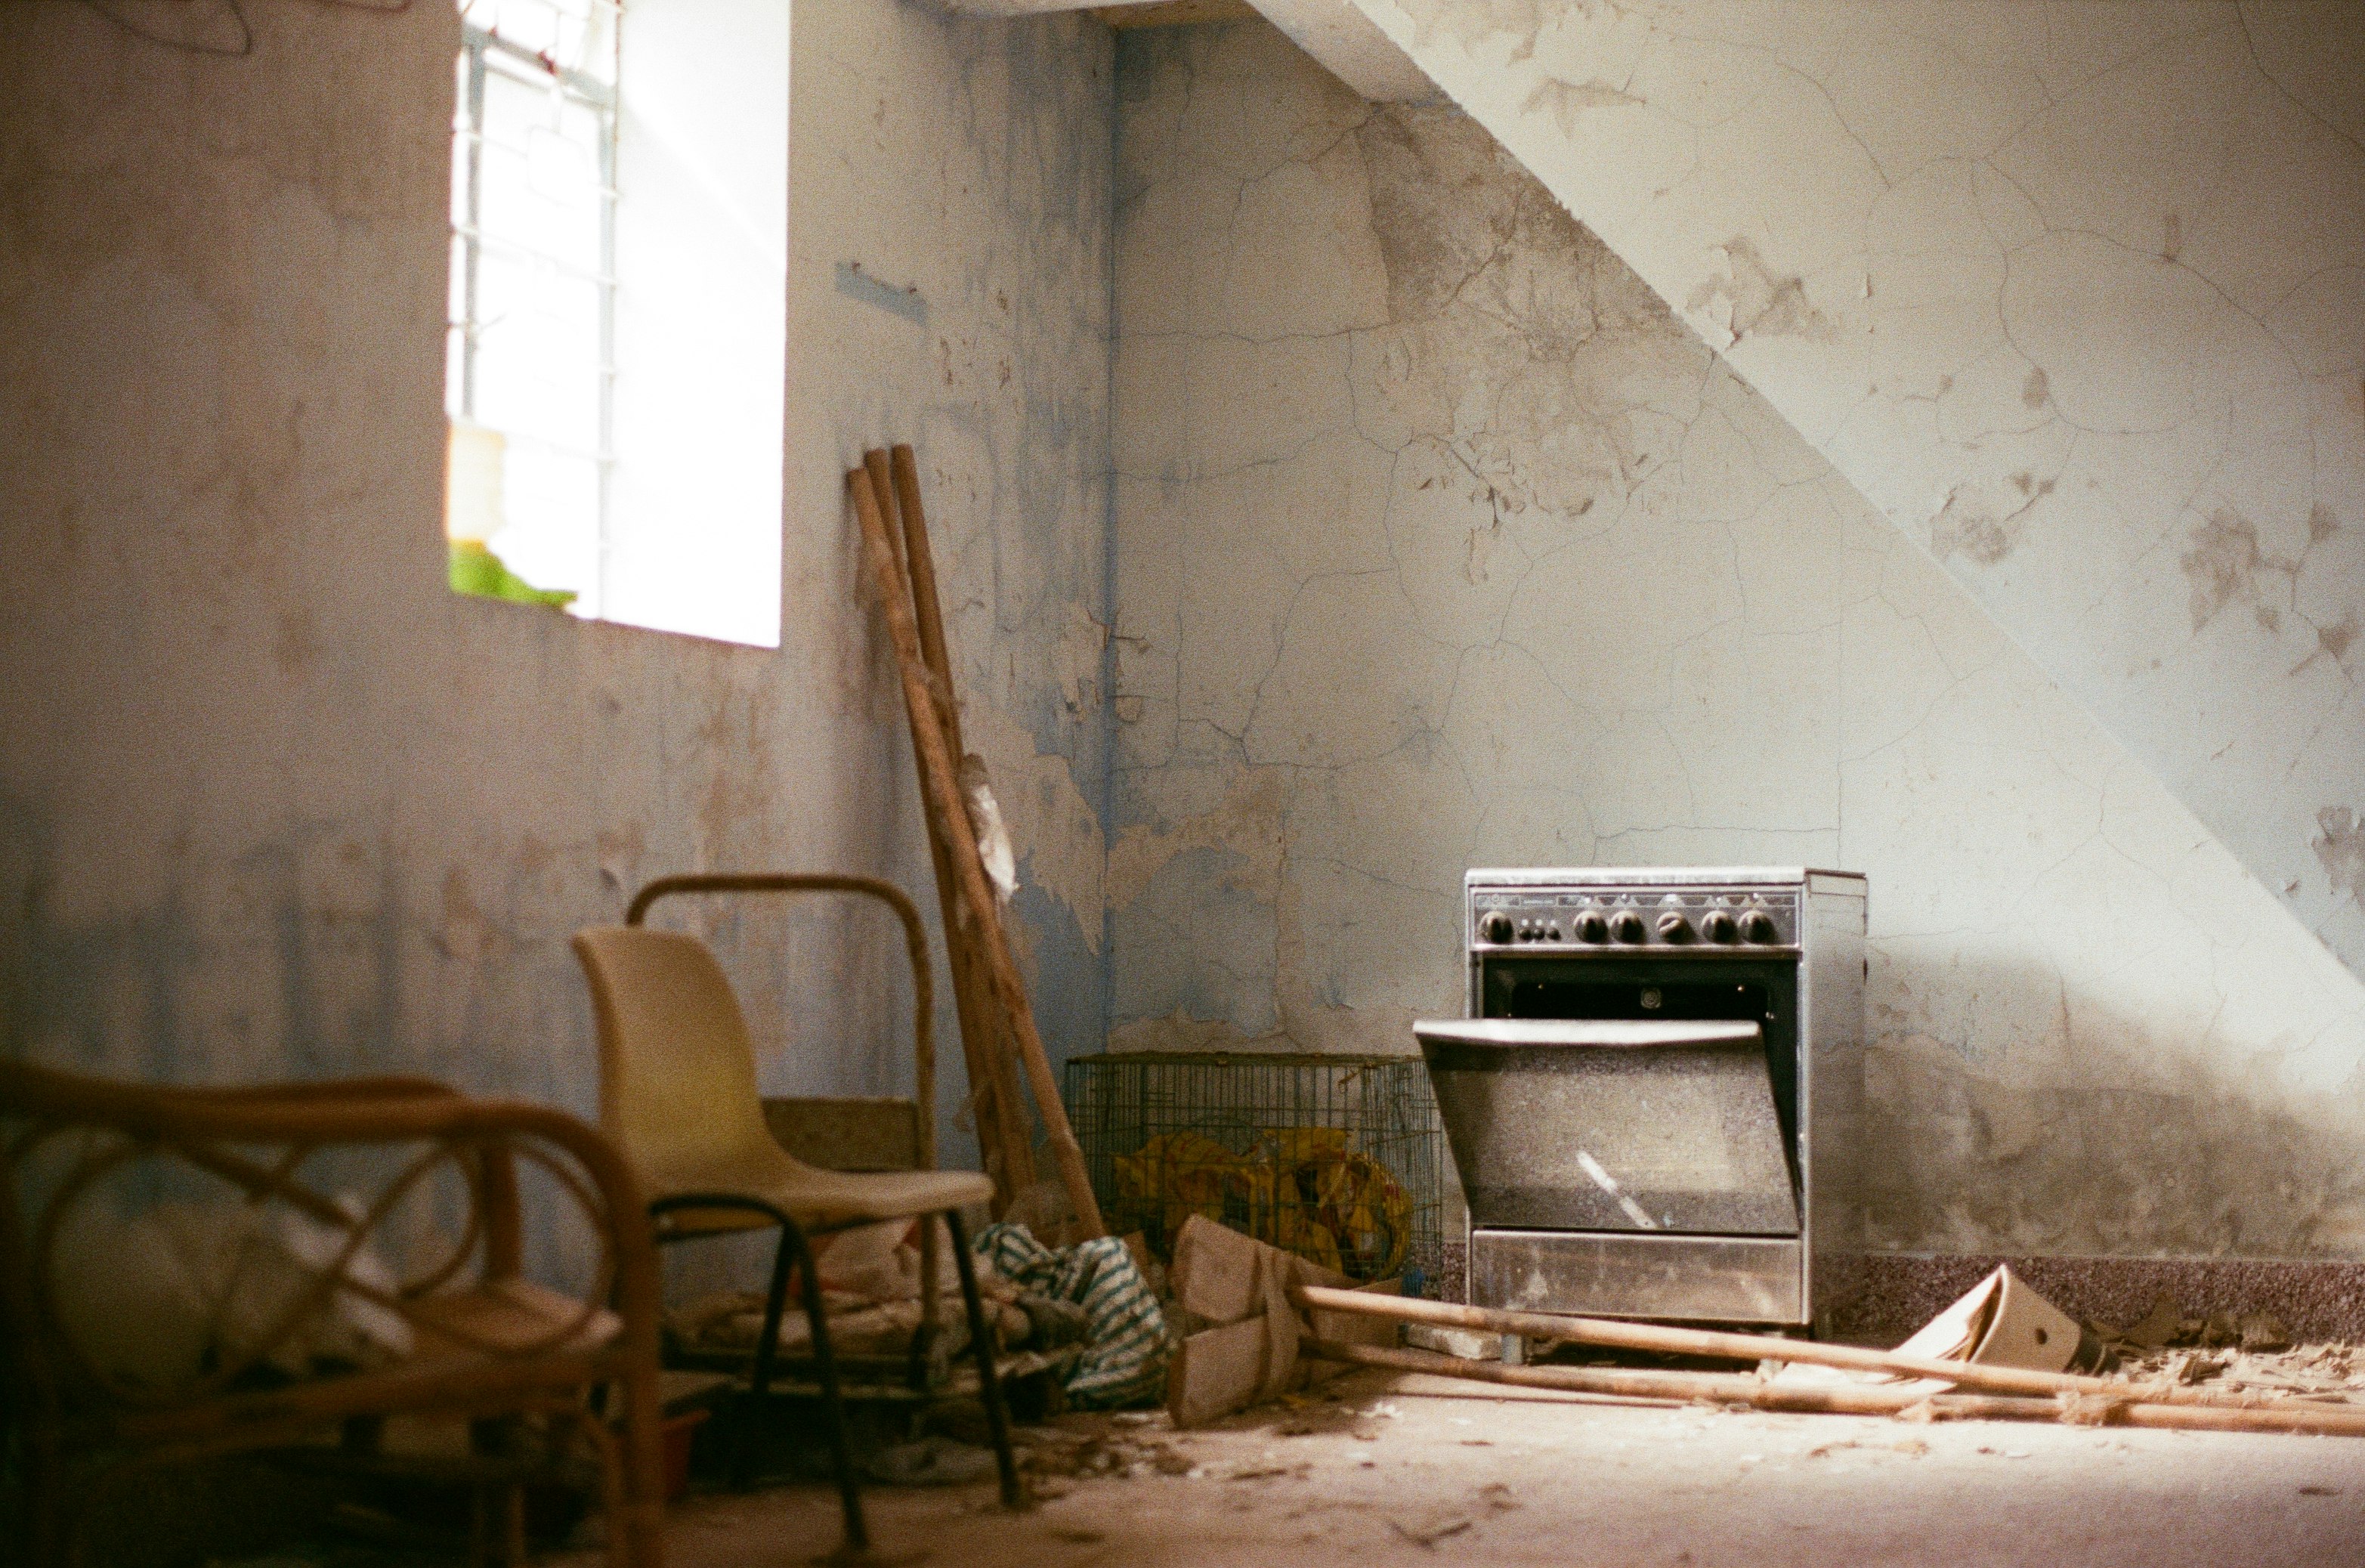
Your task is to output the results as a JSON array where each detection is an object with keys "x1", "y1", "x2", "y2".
[
  {"x1": 849, "y1": 462, "x2": 1106, "y2": 1237},
  {"x1": 1303, "y1": 1339, "x2": 2365, "y2": 1440},
  {"x1": 861, "y1": 450, "x2": 1027, "y2": 1212},
  {"x1": 1294, "y1": 1285, "x2": 2344, "y2": 1415}
]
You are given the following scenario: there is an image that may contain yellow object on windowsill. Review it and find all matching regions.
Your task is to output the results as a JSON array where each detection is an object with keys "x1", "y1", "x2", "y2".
[
  {"x1": 444, "y1": 419, "x2": 575, "y2": 608},
  {"x1": 447, "y1": 539, "x2": 577, "y2": 609}
]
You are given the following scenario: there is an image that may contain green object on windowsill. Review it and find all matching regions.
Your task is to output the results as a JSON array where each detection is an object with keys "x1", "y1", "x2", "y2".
[{"x1": 448, "y1": 540, "x2": 577, "y2": 609}]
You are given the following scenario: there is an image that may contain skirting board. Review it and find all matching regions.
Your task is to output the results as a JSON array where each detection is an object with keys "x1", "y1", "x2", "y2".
[
  {"x1": 1435, "y1": 1242, "x2": 2365, "y2": 1343},
  {"x1": 1838, "y1": 1254, "x2": 2365, "y2": 1344}
]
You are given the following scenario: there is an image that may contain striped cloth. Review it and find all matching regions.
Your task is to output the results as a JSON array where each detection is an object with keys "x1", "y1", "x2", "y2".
[{"x1": 972, "y1": 1222, "x2": 1170, "y2": 1410}]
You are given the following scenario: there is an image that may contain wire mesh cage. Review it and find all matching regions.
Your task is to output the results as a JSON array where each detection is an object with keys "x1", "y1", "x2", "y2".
[{"x1": 1063, "y1": 1052, "x2": 1445, "y2": 1288}]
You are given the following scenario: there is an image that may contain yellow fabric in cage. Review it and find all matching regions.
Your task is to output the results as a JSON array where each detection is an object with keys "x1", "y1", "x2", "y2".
[
  {"x1": 1268, "y1": 1134, "x2": 1412, "y2": 1282},
  {"x1": 1113, "y1": 1131, "x2": 1242, "y2": 1242}
]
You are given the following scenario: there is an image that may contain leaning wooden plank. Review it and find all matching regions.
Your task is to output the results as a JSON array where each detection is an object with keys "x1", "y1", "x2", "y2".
[
  {"x1": 881, "y1": 447, "x2": 1034, "y2": 1198},
  {"x1": 1303, "y1": 1340, "x2": 2365, "y2": 1439},
  {"x1": 847, "y1": 465, "x2": 1105, "y2": 1236},
  {"x1": 1170, "y1": 1214, "x2": 1374, "y2": 1328},
  {"x1": 850, "y1": 459, "x2": 1015, "y2": 1210},
  {"x1": 887, "y1": 446, "x2": 965, "y2": 753},
  {"x1": 866, "y1": 451, "x2": 1099, "y2": 1238},
  {"x1": 1293, "y1": 1285, "x2": 2342, "y2": 1415},
  {"x1": 860, "y1": 453, "x2": 1026, "y2": 1211},
  {"x1": 883, "y1": 447, "x2": 1037, "y2": 1199}
]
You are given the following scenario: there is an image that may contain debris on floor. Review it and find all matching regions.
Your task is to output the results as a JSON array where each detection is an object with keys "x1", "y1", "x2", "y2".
[
  {"x1": 1001, "y1": 1412, "x2": 1201, "y2": 1491},
  {"x1": 865, "y1": 1434, "x2": 1004, "y2": 1487},
  {"x1": 2093, "y1": 1293, "x2": 2294, "y2": 1355},
  {"x1": 678, "y1": 1210, "x2": 2365, "y2": 1526},
  {"x1": 1405, "y1": 1322, "x2": 1500, "y2": 1362},
  {"x1": 2087, "y1": 1294, "x2": 2365, "y2": 1402},
  {"x1": 1293, "y1": 1263, "x2": 2365, "y2": 1440}
]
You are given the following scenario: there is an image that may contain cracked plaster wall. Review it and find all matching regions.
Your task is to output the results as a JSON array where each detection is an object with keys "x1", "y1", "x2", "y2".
[
  {"x1": 1346, "y1": 0, "x2": 2365, "y2": 992},
  {"x1": 0, "y1": 0, "x2": 1115, "y2": 1232},
  {"x1": 1108, "y1": 20, "x2": 2365, "y2": 1257}
]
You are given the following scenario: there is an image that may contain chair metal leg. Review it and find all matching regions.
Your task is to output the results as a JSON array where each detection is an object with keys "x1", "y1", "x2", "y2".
[
  {"x1": 784, "y1": 1222, "x2": 869, "y2": 1554},
  {"x1": 944, "y1": 1211, "x2": 1022, "y2": 1510},
  {"x1": 733, "y1": 1222, "x2": 798, "y2": 1491}
]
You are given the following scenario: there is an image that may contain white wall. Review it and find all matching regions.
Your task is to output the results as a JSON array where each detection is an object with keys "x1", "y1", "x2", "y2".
[
  {"x1": 1347, "y1": 0, "x2": 2365, "y2": 988},
  {"x1": 1108, "y1": 22, "x2": 2365, "y2": 1257}
]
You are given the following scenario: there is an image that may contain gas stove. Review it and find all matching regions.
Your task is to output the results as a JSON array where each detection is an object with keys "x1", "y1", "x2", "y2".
[{"x1": 1419, "y1": 868, "x2": 1866, "y2": 1330}]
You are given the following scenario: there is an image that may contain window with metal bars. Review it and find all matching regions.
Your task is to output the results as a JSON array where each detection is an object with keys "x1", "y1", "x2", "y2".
[{"x1": 444, "y1": 0, "x2": 620, "y2": 615}]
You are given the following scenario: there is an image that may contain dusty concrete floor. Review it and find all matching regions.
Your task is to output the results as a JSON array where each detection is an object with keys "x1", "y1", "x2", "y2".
[{"x1": 611, "y1": 1369, "x2": 2365, "y2": 1567}]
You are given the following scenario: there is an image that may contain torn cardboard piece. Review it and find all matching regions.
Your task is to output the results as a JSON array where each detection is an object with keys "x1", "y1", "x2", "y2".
[
  {"x1": 1165, "y1": 1215, "x2": 1401, "y2": 1427},
  {"x1": 1894, "y1": 1264, "x2": 2110, "y2": 1376},
  {"x1": 1773, "y1": 1264, "x2": 2104, "y2": 1393}
]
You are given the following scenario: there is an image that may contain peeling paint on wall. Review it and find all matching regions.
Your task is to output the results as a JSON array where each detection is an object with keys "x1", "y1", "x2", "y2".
[
  {"x1": 1112, "y1": 19, "x2": 2365, "y2": 1260},
  {"x1": 1686, "y1": 237, "x2": 1838, "y2": 346},
  {"x1": 2322, "y1": 808, "x2": 2365, "y2": 907},
  {"x1": 1522, "y1": 76, "x2": 1643, "y2": 133}
]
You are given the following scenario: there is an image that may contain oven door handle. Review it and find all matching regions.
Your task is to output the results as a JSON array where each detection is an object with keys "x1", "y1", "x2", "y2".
[{"x1": 1413, "y1": 1019, "x2": 1763, "y2": 1050}]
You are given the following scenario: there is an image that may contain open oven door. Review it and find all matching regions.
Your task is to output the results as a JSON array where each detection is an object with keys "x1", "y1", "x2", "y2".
[{"x1": 1416, "y1": 1018, "x2": 1804, "y2": 1322}]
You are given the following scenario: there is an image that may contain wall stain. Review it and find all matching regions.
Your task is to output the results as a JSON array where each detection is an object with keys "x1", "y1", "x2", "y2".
[
  {"x1": 1869, "y1": 1038, "x2": 2365, "y2": 1257},
  {"x1": 1523, "y1": 76, "x2": 1643, "y2": 134},
  {"x1": 2316, "y1": 611, "x2": 2358, "y2": 666},
  {"x1": 1931, "y1": 475, "x2": 2050, "y2": 566},
  {"x1": 2319, "y1": 807, "x2": 2365, "y2": 907},
  {"x1": 2021, "y1": 366, "x2": 2051, "y2": 410},
  {"x1": 1685, "y1": 237, "x2": 1836, "y2": 345},
  {"x1": 2179, "y1": 509, "x2": 2302, "y2": 633}
]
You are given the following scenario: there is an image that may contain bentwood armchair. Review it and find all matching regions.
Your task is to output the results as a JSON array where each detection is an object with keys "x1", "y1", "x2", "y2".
[
  {"x1": 572, "y1": 873, "x2": 1022, "y2": 1558},
  {"x1": 0, "y1": 1060, "x2": 666, "y2": 1568}
]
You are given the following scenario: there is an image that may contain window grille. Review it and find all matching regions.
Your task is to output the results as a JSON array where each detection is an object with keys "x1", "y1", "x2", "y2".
[{"x1": 446, "y1": 0, "x2": 621, "y2": 613}]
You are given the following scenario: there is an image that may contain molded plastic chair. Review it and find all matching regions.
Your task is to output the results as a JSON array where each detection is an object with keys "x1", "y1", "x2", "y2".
[{"x1": 572, "y1": 900, "x2": 1019, "y2": 1555}]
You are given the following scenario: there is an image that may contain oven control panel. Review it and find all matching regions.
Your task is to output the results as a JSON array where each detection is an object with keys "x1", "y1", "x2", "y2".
[{"x1": 1470, "y1": 887, "x2": 1799, "y2": 949}]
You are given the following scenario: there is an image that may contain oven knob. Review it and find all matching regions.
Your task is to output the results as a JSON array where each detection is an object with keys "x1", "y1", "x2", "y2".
[
  {"x1": 1610, "y1": 911, "x2": 1646, "y2": 943},
  {"x1": 1702, "y1": 908, "x2": 1737, "y2": 943},
  {"x1": 1656, "y1": 911, "x2": 1692, "y2": 941},
  {"x1": 1479, "y1": 911, "x2": 1513, "y2": 945},
  {"x1": 1574, "y1": 911, "x2": 1608, "y2": 943},
  {"x1": 1740, "y1": 910, "x2": 1779, "y2": 943}
]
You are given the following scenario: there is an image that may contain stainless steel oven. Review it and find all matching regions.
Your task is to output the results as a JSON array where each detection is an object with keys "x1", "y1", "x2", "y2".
[{"x1": 1417, "y1": 868, "x2": 1865, "y2": 1329}]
